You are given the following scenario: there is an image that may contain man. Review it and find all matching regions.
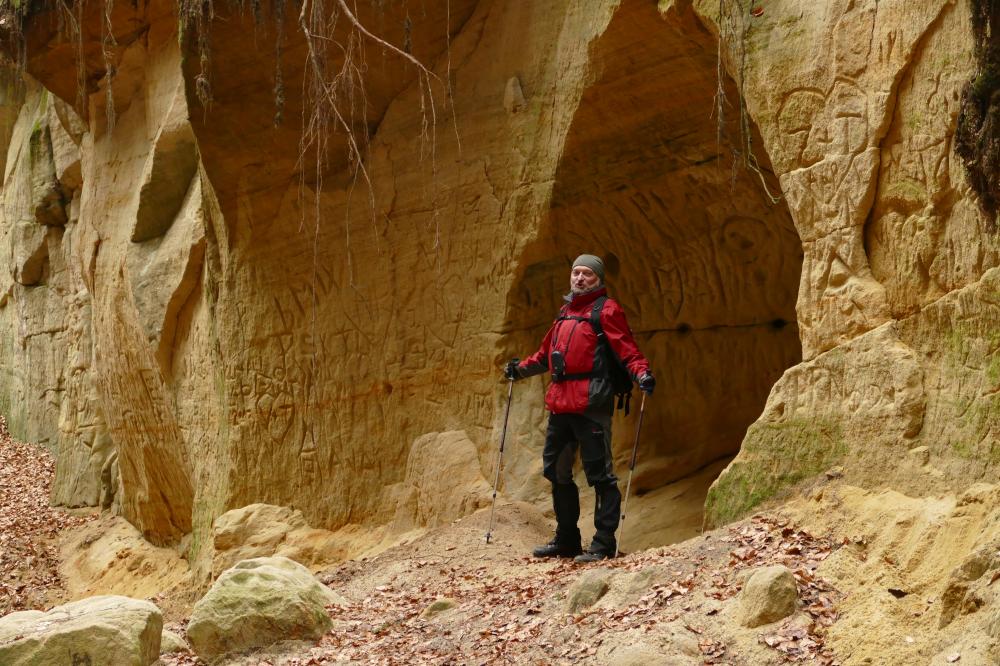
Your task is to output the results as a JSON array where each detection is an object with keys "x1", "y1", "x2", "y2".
[{"x1": 505, "y1": 254, "x2": 654, "y2": 562}]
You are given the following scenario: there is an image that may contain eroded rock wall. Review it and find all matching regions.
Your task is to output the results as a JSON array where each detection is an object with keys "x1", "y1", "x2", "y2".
[
  {"x1": 4, "y1": 0, "x2": 643, "y2": 567},
  {"x1": 0, "y1": 80, "x2": 118, "y2": 510},
  {"x1": 166, "y1": 0, "x2": 643, "y2": 567},
  {"x1": 1, "y1": 0, "x2": 996, "y2": 564},
  {"x1": 3, "y1": 4, "x2": 209, "y2": 543},
  {"x1": 700, "y1": 0, "x2": 1000, "y2": 524}
]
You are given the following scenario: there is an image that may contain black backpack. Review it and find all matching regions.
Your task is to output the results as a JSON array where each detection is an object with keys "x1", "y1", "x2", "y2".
[{"x1": 554, "y1": 296, "x2": 635, "y2": 415}]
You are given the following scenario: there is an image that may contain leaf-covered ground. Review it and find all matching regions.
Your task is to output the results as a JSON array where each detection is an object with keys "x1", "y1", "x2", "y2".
[
  {"x1": 162, "y1": 503, "x2": 843, "y2": 665},
  {"x1": 0, "y1": 416, "x2": 94, "y2": 614},
  {"x1": 6, "y1": 416, "x2": 997, "y2": 665},
  {"x1": 0, "y1": 414, "x2": 846, "y2": 664}
]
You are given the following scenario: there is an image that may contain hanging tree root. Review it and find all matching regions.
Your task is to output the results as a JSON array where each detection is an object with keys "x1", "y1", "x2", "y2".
[
  {"x1": 0, "y1": 0, "x2": 453, "y2": 277},
  {"x1": 713, "y1": 0, "x2": 781, "y2": 205},
  {"x1": 955, "y1": 0, "x2": 1000, "y2": 229},
  {"x1": 296, "y1": 0, "x2": 447, "y2": 285}
]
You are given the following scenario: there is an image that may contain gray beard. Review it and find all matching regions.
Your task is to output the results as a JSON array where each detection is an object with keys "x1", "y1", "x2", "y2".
[{"x1": 565, "y1": 284, "x2": 602, "y2": 300}]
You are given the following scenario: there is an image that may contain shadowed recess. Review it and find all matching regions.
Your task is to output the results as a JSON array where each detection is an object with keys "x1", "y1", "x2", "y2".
[{"x1": 504, "y1": 0, "x2": 802, "y2": 546}]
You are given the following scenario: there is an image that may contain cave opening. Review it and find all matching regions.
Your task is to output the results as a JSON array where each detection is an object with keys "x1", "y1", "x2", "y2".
[{"x1": 505, "y1": 0, "x2": 802, "y2": 549}]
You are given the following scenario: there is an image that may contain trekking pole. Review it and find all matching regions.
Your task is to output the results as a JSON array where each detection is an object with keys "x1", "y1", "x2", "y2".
[
  {"x1": 616, "y1": 391, "x2": 647, "y2": 559},
  {"x1": 485, "y1": 378, "x2": 515, "y2": 544}
]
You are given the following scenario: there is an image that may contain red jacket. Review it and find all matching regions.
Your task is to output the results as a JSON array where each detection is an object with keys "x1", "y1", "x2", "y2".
[{"x1": 518, "y1": 288, "x2": 650, "y2": 415}]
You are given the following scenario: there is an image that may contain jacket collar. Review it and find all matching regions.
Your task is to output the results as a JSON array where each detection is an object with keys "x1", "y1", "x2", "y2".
[{"x1": 563, "y1": 286, "x2": 607, "y2": 308}]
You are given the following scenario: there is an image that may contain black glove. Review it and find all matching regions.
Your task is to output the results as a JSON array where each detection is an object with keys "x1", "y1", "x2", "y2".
[
  {"x1": 638, "y1": 372, "x2": 655, "y2": 395},
  {"x1": 504, "y1": 358, "x2": 522, "y2": 381}
]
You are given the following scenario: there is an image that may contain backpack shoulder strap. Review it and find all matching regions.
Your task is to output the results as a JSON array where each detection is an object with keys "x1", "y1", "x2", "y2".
[
  {"x1": 592, "y1": 296, "x2": 634, "y2": 414},
  {"x1": 590, "y1": 296, "x2": 608, "y2": 342}
]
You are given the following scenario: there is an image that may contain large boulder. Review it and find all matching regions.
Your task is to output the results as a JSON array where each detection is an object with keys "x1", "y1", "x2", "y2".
[
  {"x1": 213, "y1": 503, "x2": 309, "y2": 552},
  {"x1": 737, "y1": 565, "x2": 799, "y2": 628},
  {"x1": 186, "y1": 556, "x2": 345, "y2": 660},
  {"x1": 210, "y1": 503, "x2": 341, "y2": 577},
  {"x1": 0, "y1": 595, "x2": 162, "y2": 666}
]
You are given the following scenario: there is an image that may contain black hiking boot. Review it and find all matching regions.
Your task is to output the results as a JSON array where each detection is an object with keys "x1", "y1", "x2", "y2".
[
  {"x1": 532, "y1": 538, "x2": 583, "y2": 558},
  {"x1": 573, "y1": 549, "x2": 613, "y2": 563}
]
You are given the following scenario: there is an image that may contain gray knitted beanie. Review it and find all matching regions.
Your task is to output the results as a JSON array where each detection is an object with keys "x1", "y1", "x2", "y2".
[{"x1": 572, "y1": 254, "x2": 605, "y2": 282}]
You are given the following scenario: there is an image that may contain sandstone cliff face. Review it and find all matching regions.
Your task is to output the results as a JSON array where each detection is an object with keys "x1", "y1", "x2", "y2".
[
  {"x1": 0, "y1": 82, "x2": 113, "y2": 509},
  {"x1": 0, "y1": 0, "x2": 995, "y2": 568},
  {"x1": 697, "y1": 0, "x2": 1000, "y2": 525}
]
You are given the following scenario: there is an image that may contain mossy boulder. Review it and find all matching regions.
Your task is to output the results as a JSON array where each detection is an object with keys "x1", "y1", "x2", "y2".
[
  {"x1": 186, "y1": 556, "x2": 345, "y2": 660},
  {"x1": 0, "y1": 595, "x2": 162, "y2": 666}
]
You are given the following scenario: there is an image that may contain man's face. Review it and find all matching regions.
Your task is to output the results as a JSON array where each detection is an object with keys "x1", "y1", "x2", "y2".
[{"x1": 570, "y1": 266, "x2": 601, "y2": 294}]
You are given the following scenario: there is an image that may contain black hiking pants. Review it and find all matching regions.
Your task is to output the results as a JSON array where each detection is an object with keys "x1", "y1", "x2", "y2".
[{"x1": 542, "y1": 412, "x2": 621, "y2": 554}]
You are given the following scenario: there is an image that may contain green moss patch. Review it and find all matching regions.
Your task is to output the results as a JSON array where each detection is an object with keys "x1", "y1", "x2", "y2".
[{"x1": 705, "y1": 418, "x2": 845, "y2": 527}]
